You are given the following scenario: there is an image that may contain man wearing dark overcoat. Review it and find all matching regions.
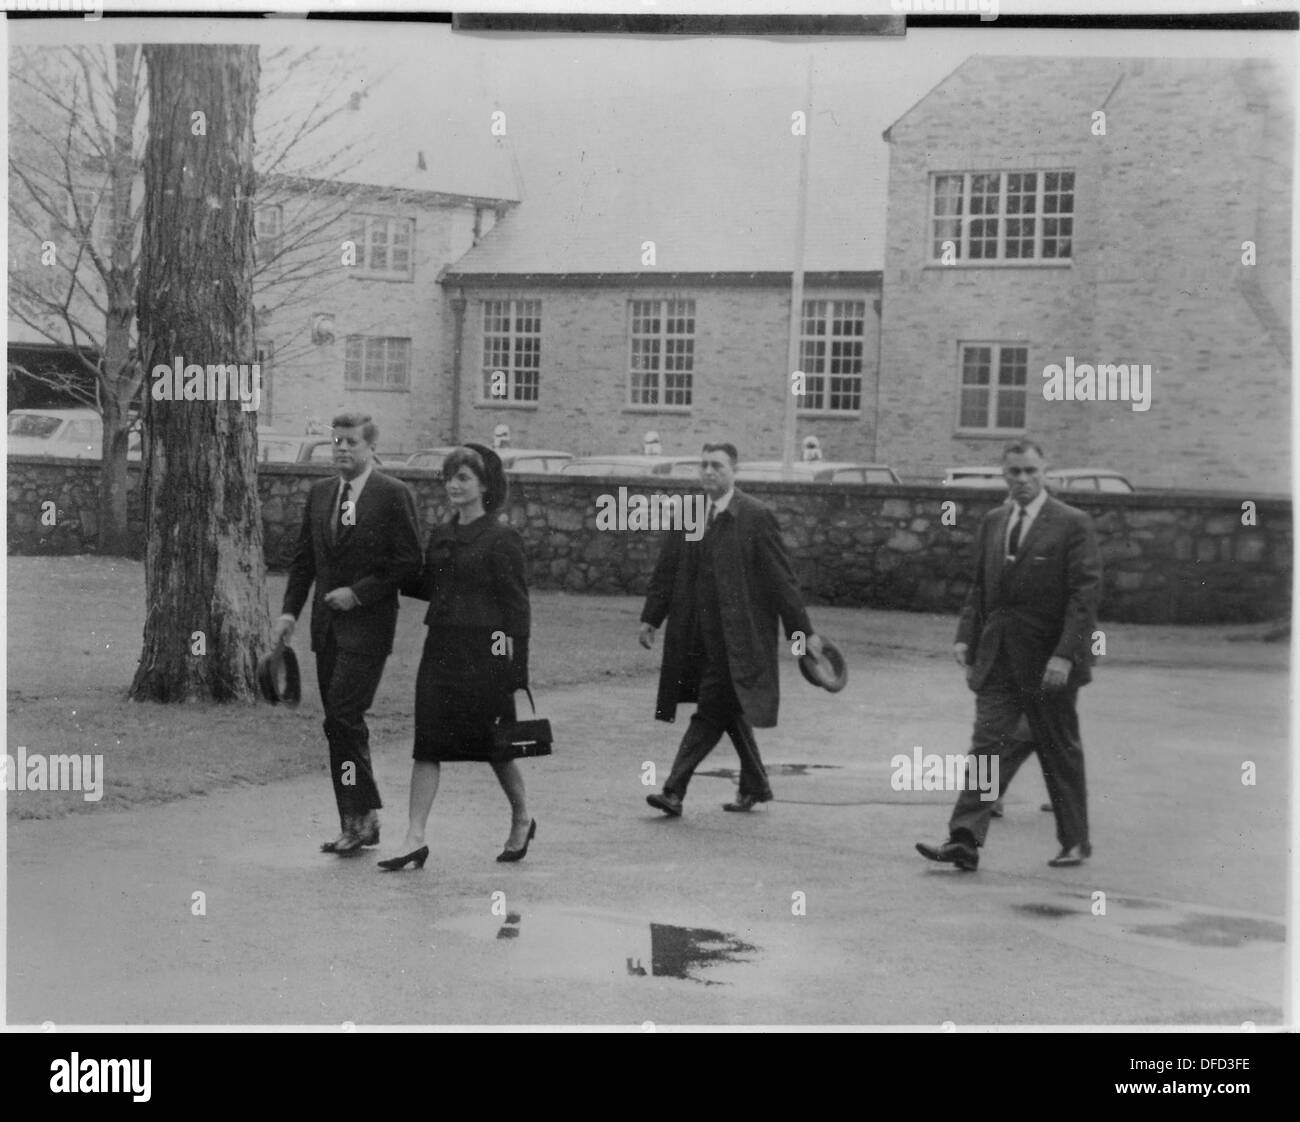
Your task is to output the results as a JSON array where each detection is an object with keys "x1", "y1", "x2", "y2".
[
  {"x1": 271, "y1": 412, "x2": 423, "y2": 855},
  {"x1": 917, "y1": 438, "x2": 1102, "y2": 870},
  {"x1": 640, "y1": 442, "x2": 823, "y2": 815}
]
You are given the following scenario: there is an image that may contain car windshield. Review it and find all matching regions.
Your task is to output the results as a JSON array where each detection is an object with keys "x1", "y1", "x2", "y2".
[
  {"x1": 260, "y1": 441, "x2": 299, "y2": 462},
  {"x1": 307, "y1": 442, "x2": 335, "y2": 462},
  {"x1": 9, "y1": 414, "x2": 63, "y2": 438}
]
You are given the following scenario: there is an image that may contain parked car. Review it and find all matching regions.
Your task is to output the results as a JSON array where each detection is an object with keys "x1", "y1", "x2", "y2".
[
  {"x1": 1044, "y1": 468, "x2": 1135, "y2": 494},
  {"x1": 405, "y1": 447, "x2": 573, "y2": 475},
  {"x1": 738, "y1": 460, "x2": 903, "y2": 485},
  {"x1": 403, "y1": 446, "x2": 458, "y2": 472},
  {"x1": 941, "y1": 466, "x2": 1005, "y2": 489},
  {"x1": 560, "y1": 454, "x2": 682, "y2": 477},
  {"x1": 942, "y1": 465, "x2": 1136, "y2": 494},
  {"x1": 259, "y1": 431, "x2": 384, "y2": 466},
  {"x1": 660, "y1": 456, "x2": 704, "y2": 480},
  {"x1": 7, "y1": 408, "x2": 141, "y2": 460},
  {"x1": 497, "y1": 448, "x2": 573, "y2": 474},
  {"x1": 258, "y1": 432, "x2": 339, "y2": 464}
]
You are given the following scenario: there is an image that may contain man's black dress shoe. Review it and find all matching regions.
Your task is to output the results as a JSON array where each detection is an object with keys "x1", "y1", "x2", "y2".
[
  {"x1": 1047, "y1": 843, "x2": 1092, "y2": 867},
  {"x1": 321, "y1": 832, "x2": 364, "y2": 855},
  {"x1": 496, "y1": 819, "x2": 536, "y2": 863},
  {"x1": 915, "y1": 839, "x2": 979, "y2": 871},
  {"x1": 321, "y1": 813, "x2": 365, "y2": 855},
  {"x1": 723, "y1": 791, "x2": 772, "y2": 812},
  {"x1": 377, "y1": 845, "x2": 429, "y2": 871},
  {"x1": 356, "y1": 810, "x2": 380, "y2": 847},
  {"x1": 646, "y1": 792, "x2": 683, "y2": 817}
]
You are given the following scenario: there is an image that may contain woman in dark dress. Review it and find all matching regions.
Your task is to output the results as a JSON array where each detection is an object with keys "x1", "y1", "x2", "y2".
[{"x1": 378, "y1": 443, "x2": 534, "y2": 870}]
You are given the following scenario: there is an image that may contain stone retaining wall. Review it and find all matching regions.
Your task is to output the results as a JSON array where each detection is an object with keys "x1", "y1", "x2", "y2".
[{"x1": 8, "y1": 455, "x2": 1290, "y2": 624}]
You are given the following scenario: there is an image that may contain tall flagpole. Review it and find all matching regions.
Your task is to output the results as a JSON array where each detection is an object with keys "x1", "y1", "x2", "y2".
[{"x1": 782, "y1": 54, "x2": 814, "y2": 475}]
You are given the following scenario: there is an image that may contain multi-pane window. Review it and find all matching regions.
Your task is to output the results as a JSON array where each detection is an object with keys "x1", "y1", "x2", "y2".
[
  {"x1": 628, "y1": 298, "x2": 695, "y2": 407},
  {"x1": 344, "y1": 335, "x2": 411, "y2": 390},
  {"x1": 958, "y1": 344, "x2": 1028, "y2": 431},
  {"x1": 254, "y1": 204, "x2": 282, "y2": 262},
  {"x1": 799, "y1": 299, "x2": 865, "y2": 412},
  {"x1": 930, "y1": 171, "x2": 1074, "y2": 262},
  {"x1": 349, "y1": 215, "x2": 414, "y2": 278},
  {"x1": 482, "y1": 300, "x2": 541, "y2": 403}
]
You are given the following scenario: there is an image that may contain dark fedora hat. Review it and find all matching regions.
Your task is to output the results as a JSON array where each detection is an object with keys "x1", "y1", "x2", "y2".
[
  {"x1": 799, "y1": 636, "x2": 848, "y2": 693},
  {"x1": 462, "y1": 441, "x2": 509, "y2": 512},
  {"x1": 257, "y1": 644, "x2": 302, "y2": 707}
]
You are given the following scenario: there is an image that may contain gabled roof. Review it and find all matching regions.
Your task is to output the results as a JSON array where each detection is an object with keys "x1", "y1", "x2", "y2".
[
  {"x1": 445, "y1": 83, "x2": 886, "y2": 277},
  {"x1": 882, "y1": 54, "x2": 1283, "y2": 142},
  {"x1": 258, "y1": 52, "x2": 520, "y2": 205}
]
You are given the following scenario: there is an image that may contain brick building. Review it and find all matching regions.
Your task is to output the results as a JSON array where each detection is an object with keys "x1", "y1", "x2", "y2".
[
  {"x1": 878, "y1": 56, "x2": 1292, "y2": 492},
  {"x1": 252, "y1": 176, "x2": 515, "y2": 454},
  {"x1": 436, "y1": 89, "x2": 887, "y2": 462}
]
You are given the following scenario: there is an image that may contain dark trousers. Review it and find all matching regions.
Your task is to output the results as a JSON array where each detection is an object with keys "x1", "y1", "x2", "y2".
[
  {"x1": 948, "y1": 651, "x2": 1088, "y2": 850},
  {"x1": 663, "y1": 626, "x2": 772, "y2": 802},
  {"x1": 315, "y1": 628, "x2": 386, "y2": 822}
]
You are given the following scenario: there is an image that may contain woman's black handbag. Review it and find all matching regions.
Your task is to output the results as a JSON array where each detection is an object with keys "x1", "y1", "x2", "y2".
[{"x1": 492, "y1": 687, "x2": 553, "y2": 759}]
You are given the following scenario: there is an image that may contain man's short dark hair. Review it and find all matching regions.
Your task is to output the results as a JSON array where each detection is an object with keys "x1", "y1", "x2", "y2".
[
  {"x1": 702, "y1": 442, "x2": 739, "y2": 466},
  {"x1": 332, "y1": 411, "x2": 378, "y2": 447},
  {"x1": 1002, "y1": 438, "x2": 1045, "y2": 460}
]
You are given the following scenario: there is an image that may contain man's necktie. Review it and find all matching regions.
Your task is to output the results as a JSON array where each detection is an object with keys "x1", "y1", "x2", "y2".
[
  {"x1": 1007, "y1": 507, "x2": 1025, "y2": 560},
  {"x1": 334, "y1": 481, "x2": 352, "y2": 544},
  {"x1": 706, "y1": 502, "x2": 717, "y2": 530}
]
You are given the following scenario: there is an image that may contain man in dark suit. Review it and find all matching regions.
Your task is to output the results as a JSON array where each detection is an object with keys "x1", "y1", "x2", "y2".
[
  {"x1": 640, "y1": 442, "x2": 823, "y2": 816},
  {"x1": 271, "y1": 412, "x2": 422, "y2": 855},
  {"x1": 917, "y1": 438, "x2": 1101, "y2": 870}
]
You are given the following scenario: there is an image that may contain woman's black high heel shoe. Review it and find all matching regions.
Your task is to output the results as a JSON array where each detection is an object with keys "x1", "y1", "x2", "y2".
[
  {"x1": 377, "y1": 845, "x2": 429, "y2": 871},
  {"x1": 496, "y1": 819, "x2": 536, "y2": 863}
]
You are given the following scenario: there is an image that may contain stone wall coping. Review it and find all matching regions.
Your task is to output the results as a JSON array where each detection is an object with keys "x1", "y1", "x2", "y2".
[{"x1": 6, "y1": 455, "x2": 1291, "y2": 513}]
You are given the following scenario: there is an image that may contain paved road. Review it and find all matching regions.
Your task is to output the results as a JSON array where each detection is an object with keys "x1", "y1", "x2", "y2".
[{"x1": 6, "y1": 641, "x2": 1289, "y2": 1027}]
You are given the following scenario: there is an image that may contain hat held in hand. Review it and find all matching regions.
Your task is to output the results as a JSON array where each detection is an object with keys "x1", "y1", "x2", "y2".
[
  {"x1": 799, "y1": 635, "x2": 847, "y2": 693},
  {"x1": 257, "y1": 643, "x2": 302, "y2": 707}
]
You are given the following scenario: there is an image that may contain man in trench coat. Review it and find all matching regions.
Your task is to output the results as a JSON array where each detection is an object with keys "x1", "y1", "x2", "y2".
[{"x1": 639, "y1": 442, "x2": 823, "y2": 815}]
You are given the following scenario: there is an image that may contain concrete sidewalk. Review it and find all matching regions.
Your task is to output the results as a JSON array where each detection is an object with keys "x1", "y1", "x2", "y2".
[{"x1": 6, "y1": 629, "x2": 1288, "y2": 1027}]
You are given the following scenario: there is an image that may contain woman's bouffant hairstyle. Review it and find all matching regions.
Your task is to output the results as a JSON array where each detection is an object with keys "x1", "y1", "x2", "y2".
[{"x1": 442, "y1": 443, "x2": 509, "y2": 512}]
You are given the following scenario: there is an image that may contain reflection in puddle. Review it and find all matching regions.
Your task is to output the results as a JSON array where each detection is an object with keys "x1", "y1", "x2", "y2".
[
  {"x1": 438, "y1": 908, "x2": 762, "y2": 984},
  {"x1": 1130, "y1": 914, "x2": 1285, "y2": 948},
  {"x1": 649, "y1": 923, "x2": 758, "y2": 984}
]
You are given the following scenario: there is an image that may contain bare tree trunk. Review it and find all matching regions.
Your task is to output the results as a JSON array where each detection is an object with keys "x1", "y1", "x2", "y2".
[
  {"x1": 130, "y1": 44, "x2": 269, "y2": 702},
  {"x1": 98, "y1": 43, "x2": 144, "y2": 557}
]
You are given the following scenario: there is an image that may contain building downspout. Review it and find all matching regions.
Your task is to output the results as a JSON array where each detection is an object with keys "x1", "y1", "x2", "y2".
[
  {"x1": 449, "y1": 288, "x2": 467, "y2": 443},
  {"x1": 871, "y1": 294, "x2": 882, "y2": 462}
]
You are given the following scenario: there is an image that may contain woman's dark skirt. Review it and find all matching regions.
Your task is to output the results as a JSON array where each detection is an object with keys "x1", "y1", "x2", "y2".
[{"x1": 413, "y1": 626, "x2": 517, "y2": 763}]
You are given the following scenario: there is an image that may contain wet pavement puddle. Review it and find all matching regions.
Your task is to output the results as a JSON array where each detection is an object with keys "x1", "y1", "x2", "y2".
[
  {"x1": 437, "y1": 906, "x2": 760, "y2": 984},
  {"x1": 699, "y1": 763, "x2": 842, "y2": 779},
  {"x1": 1014, "y1": 891, "x2": 1285, "y2": 947}
]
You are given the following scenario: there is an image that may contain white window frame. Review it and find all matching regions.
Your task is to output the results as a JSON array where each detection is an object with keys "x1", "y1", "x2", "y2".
[
  {"x1": 481, "y1": 299, "x2": 541, "y2": 404},
  {"x1": 344, "y1": 335, "x2": 412, "y2": 391},
  {"x1": 350, "y1": 215, "x2": 415, "y2": 280},
  {"x1": 929, "y1": 171, "x2": 1074, "y2": 264},
  {"x1": 627, "y1": 297, "x2": 695, "y2": 409},
  {"x1": 797, "y1": 298, "x2": 866, "y2": 414},
  {"x1": 956, "y1": 342, "x2": 1030, "y2": 434}
]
